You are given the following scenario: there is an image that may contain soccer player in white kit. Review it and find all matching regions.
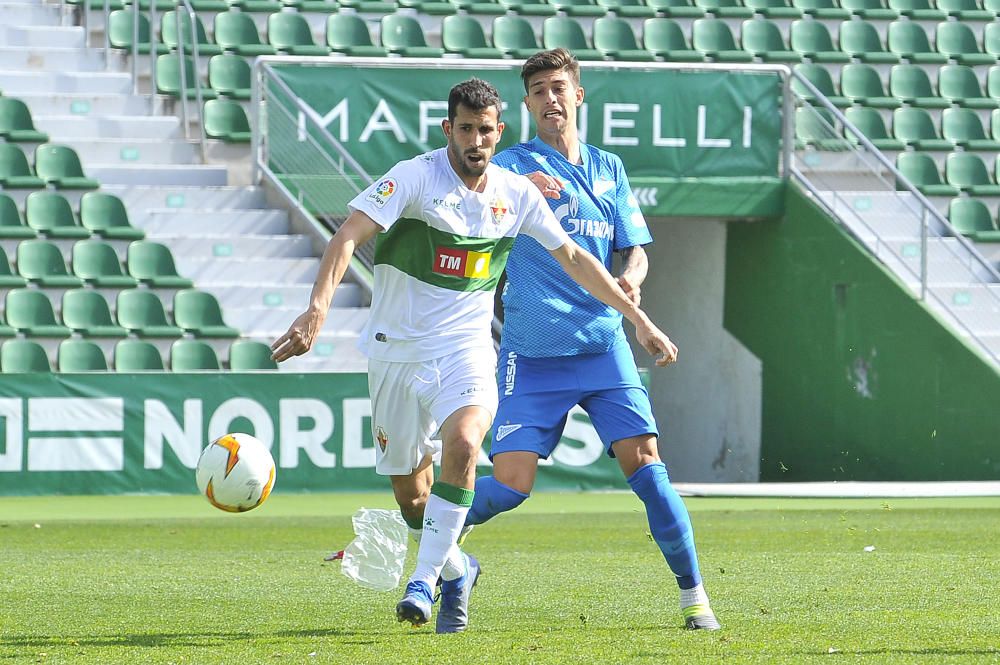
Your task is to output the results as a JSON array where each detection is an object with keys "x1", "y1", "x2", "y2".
[{"x1": 271, "y1": 78, "x2": 677, "y2": 633}]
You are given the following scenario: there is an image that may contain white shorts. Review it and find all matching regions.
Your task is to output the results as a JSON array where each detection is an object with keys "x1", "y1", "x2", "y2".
[{"x1": 368, "y1": 346, "x2": 498, "y2": 476}]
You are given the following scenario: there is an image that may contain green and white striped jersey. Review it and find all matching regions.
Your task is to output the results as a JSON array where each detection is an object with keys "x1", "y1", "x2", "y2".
[{"x1": 349, "y1": 147, "x2": 568, "y2": 362}]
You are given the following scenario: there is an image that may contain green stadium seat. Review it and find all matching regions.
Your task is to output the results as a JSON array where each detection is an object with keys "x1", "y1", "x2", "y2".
[
  {"x1": 892, "y1": 107, "x2": 953, "y2": 149},
  {"x1": 442, "y1": 15, "x2": 504, "y2": 58},
  {"x1": 886, "y1": 20, "x2": 948, "y2": 64},
  {"x1": 542, "y1": 17, "x2": 603, "y2": 60},
  {"x1": 34, "y1": 145, "x2": 100, "y2": 190},
  {"x1": 5, "y1": 289, "x2": 71, "y2": 337},
  {"x1": 744, "y1": 0, "x2": 802, "y2": 18},
  {"x1": 228, "y1": 339, "x2": 278, "y2": 370},
  {"x1": 895, "y1": 151, "x2": 958, "y2": 196},
  {"x1": 170, "y1": 339, "x2": 221, "y2": 370},
  {"x1": 25, "y1": 191, "x2": 91, "y2": 239},
  {"x1": 127, "y1": 241, "x2": 195, "y2": 288},
  {"x1": 1, "y1": 340, "x2": 51, "y2": 373},
  {"x1": 380, "y1": 15, "x2": 446, "y2": 57},
  {"x1": 792, "y1": 0, "x2": 849, "y2": 17},
  {"x1": 0, "y1": 312, "x2": 15, "y2": 338},
  {"x1": 643, "y1": 18, "x2": 704, "y2": 61},
  {"x1": 65, "y1": 0, "x2": 127, "y2": 11},
  {"x1": 936, "y1": 0, "x2": 993, "y2": 20},
  {"x1": 339, "y1": 0, "x2": 398, "y2": 12},
  {"x1": 228, "y1": 0, "x2": 283, "y2": 11},
  {"x1": 108, "y1": 10, "x2": 170, "y2": 54},
  {"x1": 984, "y1": 23, "x2": 1000, "y2": 59},
  {"x1": 156, "y1": 54, "x2": 218, "y2": 100},
  {"x1": 173, "y1": 290, "x2": 240, "y2": 338},
  {"x1": 942, "y1": 107, "x2": 1000, "y2": 150},
  {"x1": 985, "y1": 0, "x2": 1000, "y2": 14},
  {"x1": 58, "y1": 339, "x2": 109, "y2": 372},
  {"x1": 795, "y1": 106, "x2": 851, "y2": 150},
  {"x1": 498, "y1": 0, "x2": 557, "y2": 15},
  {"x1": 160, "y1": 11, "x2": 223, "y2": 57},
  {"x1": 838, "y1": 20, "x2": 899, "y2": 64},
  {"x1": 887, "y1": 0, "x2": 945, "y2": 19},
  {"x1": 548, "y1": 0, "x2": 608, "y2": 15},
  {"x1": 840, "y1": 64, "x2": 900, "y2": 108},
  {"x1": 0, "y1": 246, "x2": 27, "y2": 288},
  {"x1": 61, "y1": 290, "x2": 128, "y2": 338},
  {"x1": 948, "y1": 197, "x2": 1000, "y2": 241},
  {"x1": 741, "y1": 18, "x2": 802, "y2": 62},
  {"x1": 203, "y1": 100, "x2": 252, "y2": 143},
  {"x1": 0, "y1": 98, "x2": 49, "y2": 143},
  {"x1": 844, "y1": 106, "x2": 905, "y2": 149},
  {"x1": 889, "y1": 64, "x2": 949, "y2": 108},
  {"x1": 267, "y1": 13, "x2": 331, "y2": 56},
  {"x1": 113, "y1": 339, "x2": 165, "y2": 371},
  {"x1": 0, "y1": 144, "x2": 45, "y2": 189},
  {"x1": 450, "y1": 0, "x2": 507, "y2": 15},
  {"x1": 692, "y1": 18, "x2": 754, "y2": 61},
  {"x1": 988, "y1": 66, "x2": 1000, "y2": 101},
  {"x1": 789, "y1": 19, "x2": 850, "y2": 63},
  {"x1": 326, "y1": 14, "x2": 388, "y2": 57},
  {"x1": 792, "y1": 63, "x2": 849, "y2": 106},
  {"x1": 945, "y1": 152, "x2": 1000, "y2": 195},
  {"x1": 695, "y1": 0, "x2": 753, "y2": 16},
  {"x1": 0, "y1": 194, "x2": 36, "y2": 239},
  {"x1": 645, "y1": 0, "x2": 705, "y2": 16},
  {"x1": 116, "y1": 290, "x2": 183, "y2": 338},
  {"x1": 938, "y1": 65, "x2": 998, "y2": 109},
  {"x1": 935, "y1": 22, "x2": 995, "y2": 66},
  {"x1": 208, "y1": 54, "x2": 252, "y2": 100},
  {"x1": 72, "y1": 240, "x2": 139, "y2": 288},
  {"x1": 396, "y1": 0, "x2": 456, "y2": 14},
  {"x1": 79, "y1": 192, "x2": 145, "y2": 241},
  {"x1": 596, "y1": 0, "x2": 656, "y2": 17},
  {"x1": 839, "y1": 0, "x2": 897, "y2": 19},
  {"x1": 213, "y1": 11, "x2": 277, "y2": 57},
  {"x1": 593, "y1": 17, "x2": 657, "y2": 61},
  {"x1": 992, "y1": 108, "x2": 1000, "y2": 141},
  {"x1": 492, "y1": 16, "x2": 542, "y2": 58},
  {"x1": 16, "y1": 240, "x2": 84, "y2": 287}
]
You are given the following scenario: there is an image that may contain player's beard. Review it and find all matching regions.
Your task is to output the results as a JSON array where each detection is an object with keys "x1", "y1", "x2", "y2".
[{"x1": 450, "y1": 141, "x2": 488, "y2": 179}]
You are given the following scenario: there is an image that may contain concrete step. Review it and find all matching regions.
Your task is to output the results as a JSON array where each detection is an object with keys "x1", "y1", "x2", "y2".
[
  {"x1": 104, "y1": 186, "x2": 268, "y2": 214},
  {"x1": 151, "y1": 234, "x2": 312, "y2": 260},
  {"x1": 35, "y1": 114, "x2": 182, "y2": 140},
  {"x1": 176, "y1": 257, "x2": 320, "y2": 285},
  {"x1": 0, "y1": 70, "x2": 131, "y2": 94},
  {"x1": 229, "y1": 306, "x2": 369, "y2": 336},
  {"x1": 0, "y1": 46, "x2": 105, "y2": 72},
  {"x1": 136, "y1": 208, "x2": 289, "y2": 235},
  {"x1": 206, "y1": 283, "x2": 363, "y2": 311},
  {"x1": 45, "y1": 138, "x2": 200, "y2": 165},
  {"x1": 89, "y1": 164, "x2": 228, "y2": 186},
  {"x1": 878, "y1": 238, "x2": 998, "y2": 284},
  {"x1": 16, "y1": 92, "x2": 152, "y2": 117},
  {"x1": 0, "y1": 1, "x2": 61, "y2": 23},
  {"x1": 0, "y1": 25, "x2": 85, "y2": 49}
]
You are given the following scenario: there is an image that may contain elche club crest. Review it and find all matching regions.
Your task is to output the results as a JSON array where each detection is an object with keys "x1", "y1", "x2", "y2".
[
  {"x1": 375, "y1": 426, "x2": 388, "y2": 452},
  {"x1": 490, "y1": 197, "x2": 508, "y2": 224}
]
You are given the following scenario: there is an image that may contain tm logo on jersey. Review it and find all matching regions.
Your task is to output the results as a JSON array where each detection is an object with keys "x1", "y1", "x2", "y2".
[
  {"x1": 366, "y1": 178, "x2": 396, "y2": 209},
  {"x1": 555, "y1": 194, "x2": 614, "y2": 241},
  {"x1": 434, "y1": 247, "x2": 491, "y2": 279}
]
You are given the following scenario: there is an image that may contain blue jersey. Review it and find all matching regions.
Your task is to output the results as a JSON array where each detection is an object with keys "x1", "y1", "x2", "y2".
[{"x1": 493, "y1": 137, "x2": 652, "y2": 357}]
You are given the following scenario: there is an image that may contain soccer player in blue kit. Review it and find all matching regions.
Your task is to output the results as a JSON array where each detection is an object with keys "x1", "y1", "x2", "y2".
[{"x1": 465, "y1": 49, "x2": 721, "y2": 630}]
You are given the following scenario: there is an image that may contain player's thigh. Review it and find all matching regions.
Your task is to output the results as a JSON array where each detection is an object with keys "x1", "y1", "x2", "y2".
[
  {"x1": 582, "y1": 386, "x2": 659, "y2": 458},
  {"x1": 491, "y1": 451, "x2": 541, "y2": 495},
  {"x1": 368, "y1": 358, "x2": 440, "y2": 477},
  {"x1": 610, "y1": 435, "x2": 661, "y2": 478},
  {"x1": 490, "y1": 350, "x2": 580, "y2": 461}
]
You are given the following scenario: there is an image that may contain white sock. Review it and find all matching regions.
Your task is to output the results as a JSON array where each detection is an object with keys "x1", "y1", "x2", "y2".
[
  {"x1": 409, "y1": 524, "x2": 466, "y2": 580},
  {"x1": 679, "y1": 583, "x2": 710, "y2": 610},
  {"x1": 408, "y1": 493, "x2": 470, "y2": 589}
]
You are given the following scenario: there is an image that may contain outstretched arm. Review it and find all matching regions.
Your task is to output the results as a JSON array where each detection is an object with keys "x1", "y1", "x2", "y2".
[
  {"x1": 271, "y1": 211, "x2": 381, "y2": 362},
  {"x1": 617, "y1": 245, "x2": 648, "y2": 305},
  {"x1": 548, "y1": 242, "x2": 677, "y2": 367}
]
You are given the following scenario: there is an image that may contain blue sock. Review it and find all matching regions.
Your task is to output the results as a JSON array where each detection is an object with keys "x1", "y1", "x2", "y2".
[
  {"x1": 464, "y1": 476, "x2": 529, "y2": 526},
  {"x1": 627, "y1": 462, "x2": 702, "y2": 590}
]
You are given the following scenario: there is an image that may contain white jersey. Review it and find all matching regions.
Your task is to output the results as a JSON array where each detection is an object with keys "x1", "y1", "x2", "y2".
[{"x1": 349, "y1": 147, "x2": 569, "y2": 362}]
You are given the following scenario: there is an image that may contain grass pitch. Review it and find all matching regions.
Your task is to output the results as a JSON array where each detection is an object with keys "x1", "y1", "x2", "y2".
[{"x1": 1, "y1": 493, "x2": 998, "y2": 664}]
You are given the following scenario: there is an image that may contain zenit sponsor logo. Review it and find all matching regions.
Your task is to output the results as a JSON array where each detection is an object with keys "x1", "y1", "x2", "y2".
[
  {"x1": 555, "y1": 194, "x2": 614, "y2": 241},
  {"x1": 504, "y1": 351, "x2": 517, "y2": 396},
  {"x1": 366, "y1": 178, "x2": 396, "y2": 209},
  {"x1": 434, "y1": 247, "x2": 491, "y2": 279}
]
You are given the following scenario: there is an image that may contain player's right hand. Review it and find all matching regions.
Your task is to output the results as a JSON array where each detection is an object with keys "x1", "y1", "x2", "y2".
[
  {"x1": 271, "y1": 309, "x2": 323, "y2": 362},
  {"x1": 526, "y1": 171, "x2": 564, "y2": 199},
  {"x1": 635, "y1": 316, "x2": 678, "y2": 367}
]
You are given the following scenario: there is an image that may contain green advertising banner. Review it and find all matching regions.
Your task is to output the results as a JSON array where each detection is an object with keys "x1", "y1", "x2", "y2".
[
  {"x1": 268, "y1": 61, "x2": 782, "y2": 184},
  {"x1": 0, "y1": 373, "x2": 626, "y2": 496}
]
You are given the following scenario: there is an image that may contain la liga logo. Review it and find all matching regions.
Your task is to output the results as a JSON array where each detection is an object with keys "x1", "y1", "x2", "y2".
[{"x1": 366, "y1": 178, "x2": 397, "y2": 209}]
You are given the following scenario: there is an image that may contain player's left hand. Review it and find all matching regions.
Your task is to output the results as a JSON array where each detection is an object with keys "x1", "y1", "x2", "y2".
[
  {"x1": 617, "y1": 274, "x2": 641, "y2": 306},
  {"x1": 526, "y1": 171, "x2": 563, "y2": 199}
]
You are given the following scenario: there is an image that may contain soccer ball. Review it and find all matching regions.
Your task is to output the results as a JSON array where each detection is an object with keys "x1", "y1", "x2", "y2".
[{"x1": 195, "y1": 433, "x2": 276, "y2": 513}]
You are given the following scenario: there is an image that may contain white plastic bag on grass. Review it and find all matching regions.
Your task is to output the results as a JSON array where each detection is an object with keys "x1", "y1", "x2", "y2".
[{"x1": 340, "y1": 508, "x2": 408, "y2": 591}]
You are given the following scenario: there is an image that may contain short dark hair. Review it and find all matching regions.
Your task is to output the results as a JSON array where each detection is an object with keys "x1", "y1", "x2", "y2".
[
  {"x1": 448, "y1": 78, "x2": 503, "y2": 122},
  {"x1": 520, "y1": 48, "x2": 581, "y2": 92}
]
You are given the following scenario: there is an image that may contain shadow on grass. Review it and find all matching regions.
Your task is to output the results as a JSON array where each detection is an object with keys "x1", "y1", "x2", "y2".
[{"x1": 0, "y1": 627, "x2": 390, "y2": 649}]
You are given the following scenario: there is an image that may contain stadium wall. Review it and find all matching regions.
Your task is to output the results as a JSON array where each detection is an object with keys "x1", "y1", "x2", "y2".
[{"x1": 724, "y1": 185, "x2": 1000, "y2": 481}]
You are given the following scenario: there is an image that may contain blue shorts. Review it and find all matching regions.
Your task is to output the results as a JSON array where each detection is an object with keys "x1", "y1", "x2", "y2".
[{"x1": 491, "y1": 338, "x2": 658, "y2": 460}]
